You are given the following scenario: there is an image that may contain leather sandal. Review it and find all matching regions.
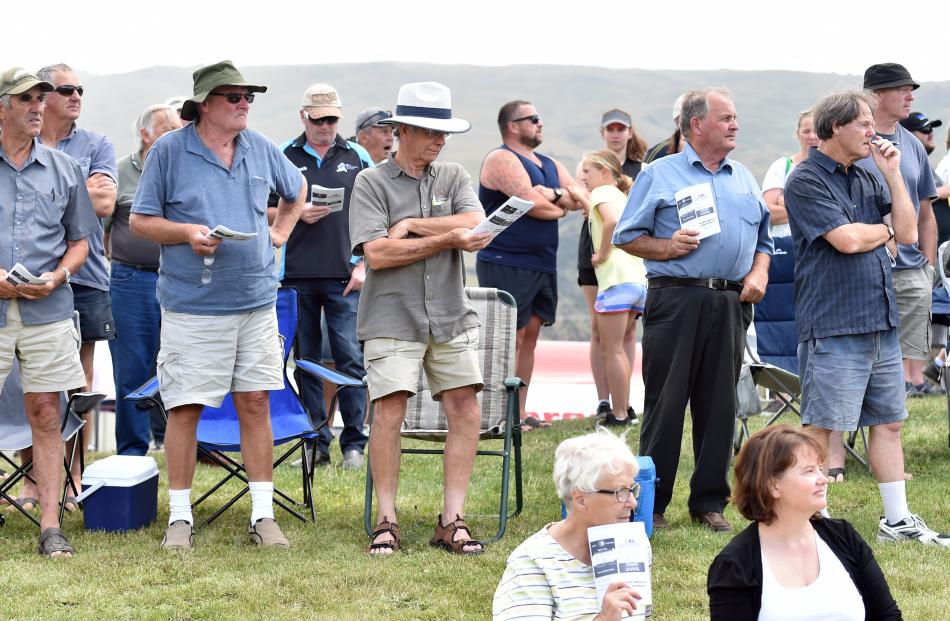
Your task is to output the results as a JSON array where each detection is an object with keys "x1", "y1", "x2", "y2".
[
  {"x1": 429, "y1": 513, "x2": 484, "y2": 555},
  {"x1": 368, "y1": 517, "x2": 400, "y2": 555},
  {"x1": 38, "y1": 527, "x2": 75, "y2": 558}
]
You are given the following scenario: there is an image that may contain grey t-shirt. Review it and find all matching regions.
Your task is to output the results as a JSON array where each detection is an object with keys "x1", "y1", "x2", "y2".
[
  {"x1": 350, "y1": 156, "x2": 482, "y2": 344},
  {"x1": 855, "y1": 124, "x2": 938, "y2": 270},
  {"x1": 111, "y1": 151, "x2": 160, "y2": 268},
  {"x1": 132, "y1": 124, "x2": 303, "y2": 315}
]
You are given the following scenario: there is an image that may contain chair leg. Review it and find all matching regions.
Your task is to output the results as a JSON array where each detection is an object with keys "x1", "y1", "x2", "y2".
[{"x1": 363, "y1": 451, "x2": 375, "y2": 537}]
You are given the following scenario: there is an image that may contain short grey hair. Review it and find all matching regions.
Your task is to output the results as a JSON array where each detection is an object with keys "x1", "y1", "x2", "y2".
[
  {"x1": 552, "y1": 429, "x2": 638, "y2": 507},
  {"x1": 36, "y1": 63, "x2": 73, "y2": 83},
  {"x1": 679, "y1": 87, "x2": 731, "y2": 138},
  {"x1": 135, "y1": 104, "x2": 177, "y2": 151},
  {"x1": 0, "y1": 94, "x2": 12, "y2": 109},
  {"x1": 812, "y1": 89, "x2": 878, "y2": 141}
]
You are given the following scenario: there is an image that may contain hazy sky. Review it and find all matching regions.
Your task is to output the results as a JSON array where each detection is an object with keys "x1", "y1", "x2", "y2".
[{"x1": 10, "y1": 0, "x2": 950, "y2": 81}]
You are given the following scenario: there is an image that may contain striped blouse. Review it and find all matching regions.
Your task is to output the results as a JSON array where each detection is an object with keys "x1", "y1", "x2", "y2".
[{"x1": 493, "y1": 524, "x2": 600, "y2": 620}]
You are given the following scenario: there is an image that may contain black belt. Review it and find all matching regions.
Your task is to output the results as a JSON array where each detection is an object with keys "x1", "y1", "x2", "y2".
[
  {"x1": 113, "y1": 261, "x2": 159, "y2": 273},
  {"x1": 649, "y1": 276, "x2": 744, "y2": 293}
]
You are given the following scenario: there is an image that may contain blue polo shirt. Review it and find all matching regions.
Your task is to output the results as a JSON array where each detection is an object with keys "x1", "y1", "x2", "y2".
[
  {"x1": 612, "y1": 142, "x2": 772, "y2": 281},
  {"x1": 0, "y1": 140, "x2": 98, "y2": 327},
  {"x1": 41, "y1": 124, "x2": 117, "y2": 291},
  {"x1": 785, "y1": 147, "x2": 898, "y2": 342},
  {"x1": 132, "y1": 123, "x2": 303, "y2": 315}
]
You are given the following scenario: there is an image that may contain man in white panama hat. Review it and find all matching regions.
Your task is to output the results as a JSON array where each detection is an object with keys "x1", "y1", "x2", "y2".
[{"x1": 349, "y1": 81, "x2": 492, "y2": 556}]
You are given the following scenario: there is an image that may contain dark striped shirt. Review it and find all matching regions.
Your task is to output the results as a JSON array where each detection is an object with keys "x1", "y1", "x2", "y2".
[{"x1": 785, "y1": 147, "x2": 898, "y2": 342}]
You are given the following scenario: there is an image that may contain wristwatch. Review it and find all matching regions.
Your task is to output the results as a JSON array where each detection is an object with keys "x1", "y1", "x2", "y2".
[
  {"x1": 885, "y1": 224, "x2": 895, "y2": 240},
  {"x1": 62, "y1": 266, "x2": 71, "y2": 284},
  {"x1": 551, "y1": 188, "x2": 563, "y2": 204}
]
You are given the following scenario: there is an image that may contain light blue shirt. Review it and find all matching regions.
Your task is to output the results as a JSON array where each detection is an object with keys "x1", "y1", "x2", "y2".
[
  {"x1": 132, "y1": 124, "x2": 303, "y2": 315},
  {"x1": 0, "y1": 141, "x2": 98, "y2": 326},
  {"x1": 41, "y1": 125, "x2": 117, "y2": 291},
  {"x1": 612, "y1": 142, "x2": 773, "y2": 281}
]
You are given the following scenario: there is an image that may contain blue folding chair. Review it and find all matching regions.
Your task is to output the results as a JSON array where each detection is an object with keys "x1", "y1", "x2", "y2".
[{"x1": 127, "y1": 287, "x2": 331, "y2": 525}]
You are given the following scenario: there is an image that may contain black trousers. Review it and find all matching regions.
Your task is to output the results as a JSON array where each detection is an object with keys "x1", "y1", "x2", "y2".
[{"x1": 639, "y1": 286, "x2": 747, "y2": 515}]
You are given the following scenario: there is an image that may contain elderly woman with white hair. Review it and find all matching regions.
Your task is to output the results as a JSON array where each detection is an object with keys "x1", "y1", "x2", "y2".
[{"x1": 493, "y1": 430, "x2": 644, "y2": 620}]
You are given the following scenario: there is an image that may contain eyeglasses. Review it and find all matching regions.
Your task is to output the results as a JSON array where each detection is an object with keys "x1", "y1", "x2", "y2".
[
  {"x1": 16, "y1": 92, "x2": 46, "y2": 104},
  {"x1": 201, "y1": 255, "x2": 214, "y2": 286},
  {"x1": 208, "y1": 92, "x2": 255, "y2": 104},
  {"x1": 511, "y1": 114, "x2": 541, "y2": 125},
  {"x1": 54, "y1": 84, "x2": 84, "y2": 97},
  {"x1": 593, "y1": 483, "x2": 641, "y2": 503},
  {"x1": 419, "y1": 127, "x2": 452, "y2": 141},
  {"x1": 306, "y1": 115, "x2": 339, "y2": 126}
]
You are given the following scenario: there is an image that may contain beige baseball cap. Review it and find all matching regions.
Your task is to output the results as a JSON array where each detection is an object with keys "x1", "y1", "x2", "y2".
[{"x1": 301, "y1": 83, "x2": 342, "y2": 120}]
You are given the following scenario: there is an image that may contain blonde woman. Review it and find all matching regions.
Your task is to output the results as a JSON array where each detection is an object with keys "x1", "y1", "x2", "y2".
[
  {"x1": 568, "y1": 151, "x2": 646, "y2": 426},
  {"x1": 761, "y1": 109, "x2": 819, "y2": 238}
]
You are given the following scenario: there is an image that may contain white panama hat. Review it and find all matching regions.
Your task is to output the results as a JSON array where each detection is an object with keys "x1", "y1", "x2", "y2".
[{"x1": 380, "y1": 81, "x2": 470, "y2": 134}]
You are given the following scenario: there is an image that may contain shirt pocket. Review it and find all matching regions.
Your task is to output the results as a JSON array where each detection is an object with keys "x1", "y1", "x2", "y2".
[
  {"x1": 248, "y1": 176, "x2": 271, "y2": 215},
  {"x1": 737, "y1": 193, "x2": 762, "y2": 250},
  {"x1": 31, "y1": 190, "x2": 67, "y2": 228}
]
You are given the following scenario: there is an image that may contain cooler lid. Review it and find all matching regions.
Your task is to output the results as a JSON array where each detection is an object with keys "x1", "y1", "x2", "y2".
[{"x1": 81, "y1": 455, "x2": 159, "y2": 487}]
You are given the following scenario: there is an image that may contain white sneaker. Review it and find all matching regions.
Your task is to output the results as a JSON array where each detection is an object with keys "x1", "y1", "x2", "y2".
[{"x1": 877, "y1": 514, "x2": 950, "y2": 547}]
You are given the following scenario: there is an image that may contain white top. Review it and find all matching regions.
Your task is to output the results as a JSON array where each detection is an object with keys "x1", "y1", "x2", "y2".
[
  {"x1": 757, "y1": 530, "x2": 865, "y2": 621},
  {"x1": 761, "y1": 156, "x2": 795, "y2": 238},
  {"x1": 936, "y1": 153, "x2": 950, "y2": 186}
]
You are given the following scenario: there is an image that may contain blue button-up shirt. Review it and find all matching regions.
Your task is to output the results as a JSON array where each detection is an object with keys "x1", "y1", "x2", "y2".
[
  {"x1": 785, "y1": 147, "x2": 898, "y2": 342},
  {"x1": 0, "y1": 140, "x2": 98, "y2": 326},
  {"x1": 612, "y1": 142, "x2": 772, "y2": 281},
  {"x1": 40, "y1": 124, "x2": 117, "y2": 291},
  {"x1": 132, "y1": 123, "x2": 303, "y2": 315}
]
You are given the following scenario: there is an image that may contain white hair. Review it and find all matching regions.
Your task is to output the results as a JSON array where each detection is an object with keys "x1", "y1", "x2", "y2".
[
  {"x1": 553, "y1": 429, "x2": 638, "y2": 507},
  {"x1": 135, "y1": 104, "x2": 177, "y2": 151}
]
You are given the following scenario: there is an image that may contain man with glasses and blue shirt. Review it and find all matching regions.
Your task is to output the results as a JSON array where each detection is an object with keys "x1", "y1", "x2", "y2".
[
  {"x1": 270, "y1": 83, "x2": 373, "y2": 470},
  {"x1": 613, "y1": 87, "x2": 773, "y2": 534},
  {"x1": 477, "y1": 100, "x2": 581, "y2": 429},
  {"x1": 130, "y1": 60, "x2": 306, "y2": 551},
  {"x1": 0, "y1": 67, "x2": 98, "y2": 556}
]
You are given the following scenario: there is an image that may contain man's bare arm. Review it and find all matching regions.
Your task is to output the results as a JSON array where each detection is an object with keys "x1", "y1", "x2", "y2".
[
  {"x1": 270, "y1": 175, "x2": 308, "y2": 248},
  {"x1": 617, "y1": 229, "x2": 700, "y2": 260},
  {"x1": 823, "y1": 222, "x2": 893, "y2": 254},
  {"x1": 129, "y1": 213, "x2": 222, "y2": 256},
  {"x1": 389, "y1": 211, "x2": 484, "y2": 239},
  {"x1": 87, "y1": 173, "x2": 117, "y2": 218},
  {"x1": 363, "y1": 229, "x2": 491, "y2": 270},
  {"x1": 917, "y1": 198, "x2": 936, "y2": 265},
  {"x1": 480, "y1": 150, "x2": 562, "y2": 220}
]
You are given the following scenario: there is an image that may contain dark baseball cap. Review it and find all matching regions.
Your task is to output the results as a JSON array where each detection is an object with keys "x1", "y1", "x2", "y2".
[
  {"x1": 863, "y1": 63, "x2": 920, "y2": 91},
  {"x1": 900, "y1": 111, "x2": 942, "y2": 133},
  {"x1": 601, "y1": 109, "x2": 632, "y2": 128},
  {"x1": 355, "y1": 107, "x2": 392, "y2": 134}
]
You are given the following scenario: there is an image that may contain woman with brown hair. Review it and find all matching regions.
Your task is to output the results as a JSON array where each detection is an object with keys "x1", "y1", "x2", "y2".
[
  {"x1": 707, "y1": 425, "x2": 901, "y2": 620},
  {"x1": 568, "y1": 151, "x2": 646, "y2": 426}
]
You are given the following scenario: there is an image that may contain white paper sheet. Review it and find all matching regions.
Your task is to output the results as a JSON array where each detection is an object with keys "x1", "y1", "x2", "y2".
[
  {"x1": 588, "y1": 521, "x2": 653, "y2": 619},
  {"x1": 209, "y1": 225, "x2": 258, "y2": 240},
  {"x1": 311, "y1": 184, "x2": 345, "y2": 213},
  {"x1": 4, "y1": 263, "x2": 51, "y2": 285},
  {"x1": 471, "y1": 196, "x2": 534, "y2": 237},
  {"x1": 674, "y1": 182, "x2": 720, "y2": 240}
]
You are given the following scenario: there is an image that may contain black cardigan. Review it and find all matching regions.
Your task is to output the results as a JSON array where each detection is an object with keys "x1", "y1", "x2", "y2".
[{"x1": 707, "y1": 518, "x2": 902, "y2": 620}]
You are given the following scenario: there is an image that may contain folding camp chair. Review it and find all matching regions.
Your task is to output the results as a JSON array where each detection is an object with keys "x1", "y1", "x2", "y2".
[
  {"x1": 127, "y1": 287, "x2": 330, "y2": 526},
  {"x1": 0, "y1": 360, "x2": 105, "y2": 527},
  {"x1": 359, "y1": 287, "x2": 524, "y2": 544},
  {"x1": 937, "y1": 241, "x2": 950, "y2": 447}
]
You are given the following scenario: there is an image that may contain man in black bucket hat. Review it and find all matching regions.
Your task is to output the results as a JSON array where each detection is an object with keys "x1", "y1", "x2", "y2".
[{"x1": 130, "y1": 60, "x2": 306, "y2": 551}]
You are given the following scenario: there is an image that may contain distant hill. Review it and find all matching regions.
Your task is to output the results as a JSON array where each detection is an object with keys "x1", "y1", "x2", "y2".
[{"x1": 77, "y1": 62, "x2": 950, "y2": 340}]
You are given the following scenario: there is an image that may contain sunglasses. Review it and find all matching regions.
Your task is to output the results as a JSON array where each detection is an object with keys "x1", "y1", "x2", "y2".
[
  {"x1": 306, "y1": 115, "x2": 339, "y2": 126},
  {"x1": 54, "y1": 84, "x2": 84, "y2": 97},
  {"x1": 917, "y1": 128, "x2": 933, "y2": 135},
  {"x1": 358, "y1": 110, "x2": 392, "y2": 131},
  {"x1": 511, "y1": 114, "x2": 541, "y2": 125},
  {"x1": 208, "y1": 92, "x2": 255, "y2": 104},
  {"x1": 17, "y1": 92, "x2": 46, "y2": 103}
]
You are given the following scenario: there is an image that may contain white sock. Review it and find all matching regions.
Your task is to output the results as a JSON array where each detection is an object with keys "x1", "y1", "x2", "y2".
[
  {"x1": 249, "y1": 481, "x2": 274, "y2": 524},
  {"x1": 879, "y1": 480, "x2": 911, "y2": 524},
  {"x1": 168, "y1": 488, "x2": 193, "y2": 525}
]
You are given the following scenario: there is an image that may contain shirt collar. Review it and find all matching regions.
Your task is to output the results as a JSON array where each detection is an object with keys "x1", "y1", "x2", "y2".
[
  {"x1": 185, "y1": 123, "x2": 250, "y2": 161},
  {"x1": 809, "y1": 146, "x2": 849, "y2": 176},
  {"x1": 683, "y1": 141, "x2": 733, "y2": 174},
  {"x1": 290, "y1": 133, "x2": 349, "y2": 151},
  {"x1": 131, "y1": 150, "x2": 144, "y2": 171},
  {"x1": 0, "y1": 138, "x2": 49, "y2": 168},
  {"x1": 383, "y1": 151, "x2": 436, "y2": 179}
]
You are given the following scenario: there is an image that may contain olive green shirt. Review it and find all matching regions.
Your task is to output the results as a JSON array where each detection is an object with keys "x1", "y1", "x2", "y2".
[{"x1": 350, "y1": 155, "x2": 482, "y2": 344}]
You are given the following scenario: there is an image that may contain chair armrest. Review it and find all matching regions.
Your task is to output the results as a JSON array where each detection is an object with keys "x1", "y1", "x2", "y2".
[
  {"x1": 295, "y1": 359, "x2": 364, "y2": 388},
  {"x1": 504, "y1": 377, "x2": 526, "y2": 389},
  {"x1": 68, "y1": 392, "x2": 106, "y2": 416},
  {"x1": 127, "y1": 376, "x2": 161, "y2": 401}
]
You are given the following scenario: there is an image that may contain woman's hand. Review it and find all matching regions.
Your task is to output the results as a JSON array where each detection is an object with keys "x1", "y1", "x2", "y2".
[
  {"x1": 594, "y1": 581, "x2": 641, "y2": 621},
  {"x1": 591, "y1": 249, "x2": 609, "y2": 267}
]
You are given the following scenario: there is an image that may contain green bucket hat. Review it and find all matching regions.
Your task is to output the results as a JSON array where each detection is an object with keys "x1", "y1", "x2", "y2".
[
  {"x1": 0, "y1": 67, "x2": 54, "y2": 98},
  {"x1": 180, "y1": 60, "x2": 267, "y2": 121}
]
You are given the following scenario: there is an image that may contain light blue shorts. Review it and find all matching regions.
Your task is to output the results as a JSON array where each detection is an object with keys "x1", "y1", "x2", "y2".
[{"x1": 798, "y1": 329, "x2": 908, "y2": 431}]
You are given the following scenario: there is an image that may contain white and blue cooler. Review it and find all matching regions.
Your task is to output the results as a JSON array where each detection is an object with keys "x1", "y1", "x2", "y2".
[{"x1": 78, "y1": 455, "x2": 159, "y2": 532}]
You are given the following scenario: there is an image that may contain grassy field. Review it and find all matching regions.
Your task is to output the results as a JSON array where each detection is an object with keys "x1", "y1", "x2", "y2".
[{"x1": 1, "y1": 398, "x2": 948, "y2": 620}]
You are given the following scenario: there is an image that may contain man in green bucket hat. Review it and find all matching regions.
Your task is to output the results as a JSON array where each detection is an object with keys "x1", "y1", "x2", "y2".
[{"x1": 130, "y1": 60, "x2": 306, "y2": 551}]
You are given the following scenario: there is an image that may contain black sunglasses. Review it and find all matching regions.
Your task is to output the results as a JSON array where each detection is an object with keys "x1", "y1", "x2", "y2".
[
  {"x1": 208, "y1": 92, "x2": 255, "y2": 104},
  {"x1": 54, "y1": 84, "x2": 84, "y2": 97},
  {"x1": 306, "y1": 115, "x2": 340, "y2": 126},
  {"x1": 511, "y1": 114, "x2": 541, "y2": 125},
  {"x1": 17, "y1": 92, "x2": 46, "y2": 103},
  {"x1": 918, "y1": 128, "x2": 933, "y2": 135}
]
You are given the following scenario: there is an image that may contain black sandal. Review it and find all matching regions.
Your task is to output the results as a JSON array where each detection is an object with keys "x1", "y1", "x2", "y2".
[
  {"x1": 828, "y1": 467, "x2": 846, "y2": 483},
  {"x1": 429, "y1": 513, "x2": 484, "y2": 555},
  {"x1": 368, "y1": 517, "x2": 400, "y2": 555},
  {"x1": 38, "y1": 527, "x2": 75, "y2": 558}
]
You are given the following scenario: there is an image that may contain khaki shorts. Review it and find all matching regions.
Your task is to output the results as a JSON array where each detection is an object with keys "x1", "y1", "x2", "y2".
[
  {"x1": 0, "y1": 300, "x2": 85, "y2": 393},
  {"x1": 364, "y1": 327, "x2": 483, "y2": 401},
  {"x1": 893, "y1": 265, "x2": 933, "y2": 361},
  {"x1": 157, "y1": 307, "x2": 284, "y2": 410}
]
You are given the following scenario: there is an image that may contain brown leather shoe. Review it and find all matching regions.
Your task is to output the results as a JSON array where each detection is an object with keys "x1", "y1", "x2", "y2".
[
  {"x1": 691, "y1": 511, "x2": 732, "y2": 533},
  {"x1": 653, "y1": 513, "x2": 670, "y2": 529}
]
